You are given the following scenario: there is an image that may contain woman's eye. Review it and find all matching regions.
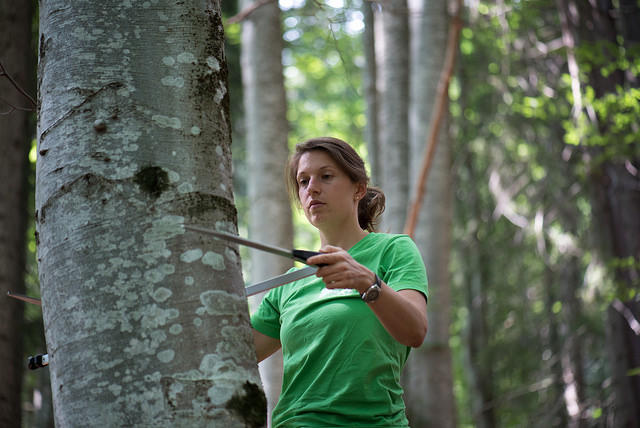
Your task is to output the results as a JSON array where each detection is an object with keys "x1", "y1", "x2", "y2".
[
  {"x1": 299, "y1": 178, "x2": 309, "y2": 186},
  {"x1": 322, "y1": 174, "x2": 332, "y2": 180}
]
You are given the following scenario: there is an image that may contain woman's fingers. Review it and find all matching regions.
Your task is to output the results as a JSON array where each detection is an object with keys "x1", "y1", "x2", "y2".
[{"x1": 306, "y1": 246, "x2": 346, "y2": 266}]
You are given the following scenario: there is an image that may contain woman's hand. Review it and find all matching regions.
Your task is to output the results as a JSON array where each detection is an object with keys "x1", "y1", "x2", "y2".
[
  {"x1": 307, "y1": 245, "x2": 428, "y2": 348},
  {"x1": 306, "y1": 245, "x2": 375, "y2": 294}
]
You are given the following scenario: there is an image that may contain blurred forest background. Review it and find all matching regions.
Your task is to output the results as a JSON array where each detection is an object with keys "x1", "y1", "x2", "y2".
[{"x1": 1, "y1": 0, "x2": 639, "y2": 427}]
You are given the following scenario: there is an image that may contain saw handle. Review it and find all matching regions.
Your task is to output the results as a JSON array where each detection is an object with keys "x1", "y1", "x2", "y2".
[{"x1": 292, "y1": 250, "x2": 327, "y2": 266}]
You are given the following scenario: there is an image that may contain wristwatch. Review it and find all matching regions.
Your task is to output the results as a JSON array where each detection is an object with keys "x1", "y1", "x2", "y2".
[{"x1": 361, "y1": 274, "x2": 382, "y2": 302}]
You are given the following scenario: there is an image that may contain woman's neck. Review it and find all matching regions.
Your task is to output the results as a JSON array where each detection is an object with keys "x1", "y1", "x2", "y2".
[{"x1": 319, "y1": 225, "x2": 369, "y2": 251}]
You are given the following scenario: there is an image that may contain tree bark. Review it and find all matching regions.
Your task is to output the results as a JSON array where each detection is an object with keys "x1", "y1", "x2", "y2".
[
  {"x1": 402, "y1": 0, "x2": 456, "y2": 426},
  {"x1": 37, "y1": 1, "x2": 265, "y2": 426},
  {"x1": 0, "y1": 1, "x2": 34, "y2": 426},
  {"x1": 362, "y1": 0, "x2": 380, "y2": 186},
  {"x1": 459, "y1": 154, "x2": 496, "y2": 428},
  {"x1": 619, "y1": 0, "x2": 640, "y2": 86},
  {"x1": 379, "y1": 0, "x2": 410, "y2": 233},
  {"x1": 559, "y1": 255, "x2": 586, "y2": 427},
  {"x1": 240, "y1": 1, "x2": 292, "y2": 425},
  {"x1": 607, "y1": 300, "x2": 640, "y2": 428}
]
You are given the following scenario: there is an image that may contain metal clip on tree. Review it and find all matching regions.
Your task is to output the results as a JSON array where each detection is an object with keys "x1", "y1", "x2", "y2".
[
  {"x1": 28, "y1": 354, "x2": 49, "y2": 370},
  {"x1": 7, "y1": 292, "x2": 48, "y2": 370}
]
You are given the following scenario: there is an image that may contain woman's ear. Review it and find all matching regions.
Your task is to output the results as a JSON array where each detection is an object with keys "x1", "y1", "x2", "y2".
[{"x1": 354, "y1": 182, "x2": 367, "y2": 201}]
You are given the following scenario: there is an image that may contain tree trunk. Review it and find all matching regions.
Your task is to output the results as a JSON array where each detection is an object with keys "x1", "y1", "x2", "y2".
[
  {"x1": 379, "y1": 0, "x2": 410, "y2": 233},
  {"x1": 240, "y1": 1, "x2": 292, "y2": 425},
  {"x1": 37, "y1": 1, "x2": 265, "y2": 426},
  {"x1": 607, "y1": 300, "x2": 640, "y2": 428},
  {"x1": 619, "y1": 0, "x2": 640, "y2": 86},
  {"x1": 362, "y1": 0, "x2": 380, "y2": 186},
  {"x1": 559, "y1": 255, "x2": 586, "y2": 427},
  {"x1": 0, "y1": 1, "x2": 34, "y2": 426},
  {"x1": 542, "y1": 244, "x2": 568, "y2": 427},
  {"x1": 403, "y1": 0, "x2": 456, "y2": 426},
  {"x1": 459, "y1": 154, "x2": 496, "y2": 428},
  {"x1": 463, "y1": 242, "x2": 495, "y2": 428}
]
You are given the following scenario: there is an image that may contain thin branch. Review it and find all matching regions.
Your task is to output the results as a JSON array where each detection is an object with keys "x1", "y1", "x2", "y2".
[
  {"x1": 611, "y1": 299, "x2": 640, "y2": 335},
  {"x1": 226, "y1": 0, "x2": 278, "y2": 24},
  {"x1": 555, "y1": 0, "x2": 582, "y2": 119},
  {"x1": 403, "y1": 1, "x2": 464, "y2": 237},
  {"x1": 326, "y1": 16, "x2": 360, "y2": 99},
  {"x1": 0, "y1": 61, "x2": 37, "y2": 110},
  {"x1": 0, "y1": 96, "x2": 34, "y2": 115}
]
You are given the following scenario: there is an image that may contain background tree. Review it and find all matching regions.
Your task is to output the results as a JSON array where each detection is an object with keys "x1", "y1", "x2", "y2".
[
  {"x1": 239, "y1": 0, "x2": 293, "y2": 423},
  {"x1": 378, "y1": 0, "x2": 409, "y2": 233},
  {"x1": 402, "y1": 0, "x2": 456, "y2": 426},
  {"x1": 0, "y1": 1, "x2": 35, "y2": 426},
  {"x1": 361, "y1": 0, "x2": 380, "y2": 186},
  {"x1": 36, "y1": 1, "x2": 265, "y2": 426}
]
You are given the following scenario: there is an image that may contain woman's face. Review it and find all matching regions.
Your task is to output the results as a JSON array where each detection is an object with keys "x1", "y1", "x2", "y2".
[{"x1": 295, "y1": 150, "x2": 365, "y2": 231}]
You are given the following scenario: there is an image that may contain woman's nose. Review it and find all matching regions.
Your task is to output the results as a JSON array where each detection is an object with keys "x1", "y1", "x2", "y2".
[{"x1": 307, "y1": 177, "x2": 320, "y2": 194}]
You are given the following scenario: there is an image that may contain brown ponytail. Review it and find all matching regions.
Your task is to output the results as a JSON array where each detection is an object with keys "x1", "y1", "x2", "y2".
[
  {"x1": 358, "y1": 186, "x2": 385, "y2": 232},
  {"x1": 287, "y1": 137, "x2": 386, "y2": 232}
]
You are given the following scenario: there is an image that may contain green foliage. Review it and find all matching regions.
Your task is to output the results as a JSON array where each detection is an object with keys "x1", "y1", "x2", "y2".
[
  {"x1": 449, "y1": 0, "x2": 637, "y2": 424},
  {"x1": 563, "y1": 86, "x2": 640, "y2": 162},
  {"x1": 559, "y1": 35, "x2": 640, "y2": 168},
  {"x1": 281, "y1": 0, "x2": 365, "y2": 150}
]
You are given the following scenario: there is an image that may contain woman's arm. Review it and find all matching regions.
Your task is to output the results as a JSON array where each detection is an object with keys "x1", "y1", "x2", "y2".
[
  {"x1": 367, "y1": 286, "x2": 427, "y2": 348},
  {"x1": 307, "y1": 247, "x2": 428, "y2": 348},
  {"x1": 253, "y1": 328, "x2": 282, "y2": 363}
]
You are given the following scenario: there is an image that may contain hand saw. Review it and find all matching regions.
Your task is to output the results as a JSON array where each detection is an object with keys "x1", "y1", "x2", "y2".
[
  {"x1": 185, "y1": 225, "x2": 322, "y2": 296},
  {"x1": 7, "y1": 226, "x2": 321, "y2": 306}
]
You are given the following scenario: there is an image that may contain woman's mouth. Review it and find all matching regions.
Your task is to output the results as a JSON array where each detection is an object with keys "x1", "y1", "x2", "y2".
[{"x1": 309, "y1": 200, "x2": 324, "y2": 210}]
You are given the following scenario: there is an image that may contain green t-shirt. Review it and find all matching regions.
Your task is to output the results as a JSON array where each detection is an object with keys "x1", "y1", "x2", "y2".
[{"x1": 251, "y1": 233, "x2": 428, "y2": 427}]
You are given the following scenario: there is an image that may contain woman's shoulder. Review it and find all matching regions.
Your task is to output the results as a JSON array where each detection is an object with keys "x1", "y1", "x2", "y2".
[
  {"x1": 365, "y1": 233, "x2": 422, "y2": 262},
  {"x1": 368, "y1": 232, "x2": 416, "y2": 247}
]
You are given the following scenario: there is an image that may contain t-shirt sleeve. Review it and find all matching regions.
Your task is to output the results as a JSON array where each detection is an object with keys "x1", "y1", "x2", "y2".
[
  {"x1": 251, "y1": 289, "x2": 282, "y2": 339},
  {"x1": 380, "y1": 236, "x2": 429, "y2": 301}
]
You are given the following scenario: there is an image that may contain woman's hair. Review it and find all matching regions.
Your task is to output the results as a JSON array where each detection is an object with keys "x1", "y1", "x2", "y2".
[{"x1": 287, "y1": 136, "x2": 386, "y2": 232}]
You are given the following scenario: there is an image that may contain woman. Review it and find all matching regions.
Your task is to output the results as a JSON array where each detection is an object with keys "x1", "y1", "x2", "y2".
[{"x1": 251, "y1": 137, "x2": 428, "y2": 427}]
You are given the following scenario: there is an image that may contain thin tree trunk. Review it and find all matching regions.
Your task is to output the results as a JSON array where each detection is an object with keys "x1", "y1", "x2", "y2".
[
  {"x1": 559, "y1": 255, "x2": 586, "y2": 427},
  {"x1": 618, "y1": 0, "x2": 640, "y2": 86},
  {"x1": 463, "y1": 245, "x2": 496, "y2": 428},
  {"x1": 543, "y1": 256, "x2": 568, "y2": 427},
  {"x1": 0, "y1": 1, "x2": 34, "y2": 426},
  {"x1": 362, "y1": 0, "x2": 380, "y2": 186},
  {"x1": 37, "y1": 1, "x2": 265, "y2": 426},
  {"x1": 607, "y1": 300, "x2": 640, "y2": 428},
  {"x1": 460, "y1": 154, "x2": 496, "y2": 428},
  {"x1": 379, "y1": 0, "x2": 410, "y2": 233},
  {"x1": 240, "y1": 1, "x2": 292, "y2": 425},
  {"x1": 403, "y1": 0, "x2": 456, "y2": 426}
]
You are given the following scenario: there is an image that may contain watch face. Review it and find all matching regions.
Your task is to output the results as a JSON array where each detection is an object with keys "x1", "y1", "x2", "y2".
[{"x1": 364, "y1": 287, "x2": 380, "y2": 302}]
